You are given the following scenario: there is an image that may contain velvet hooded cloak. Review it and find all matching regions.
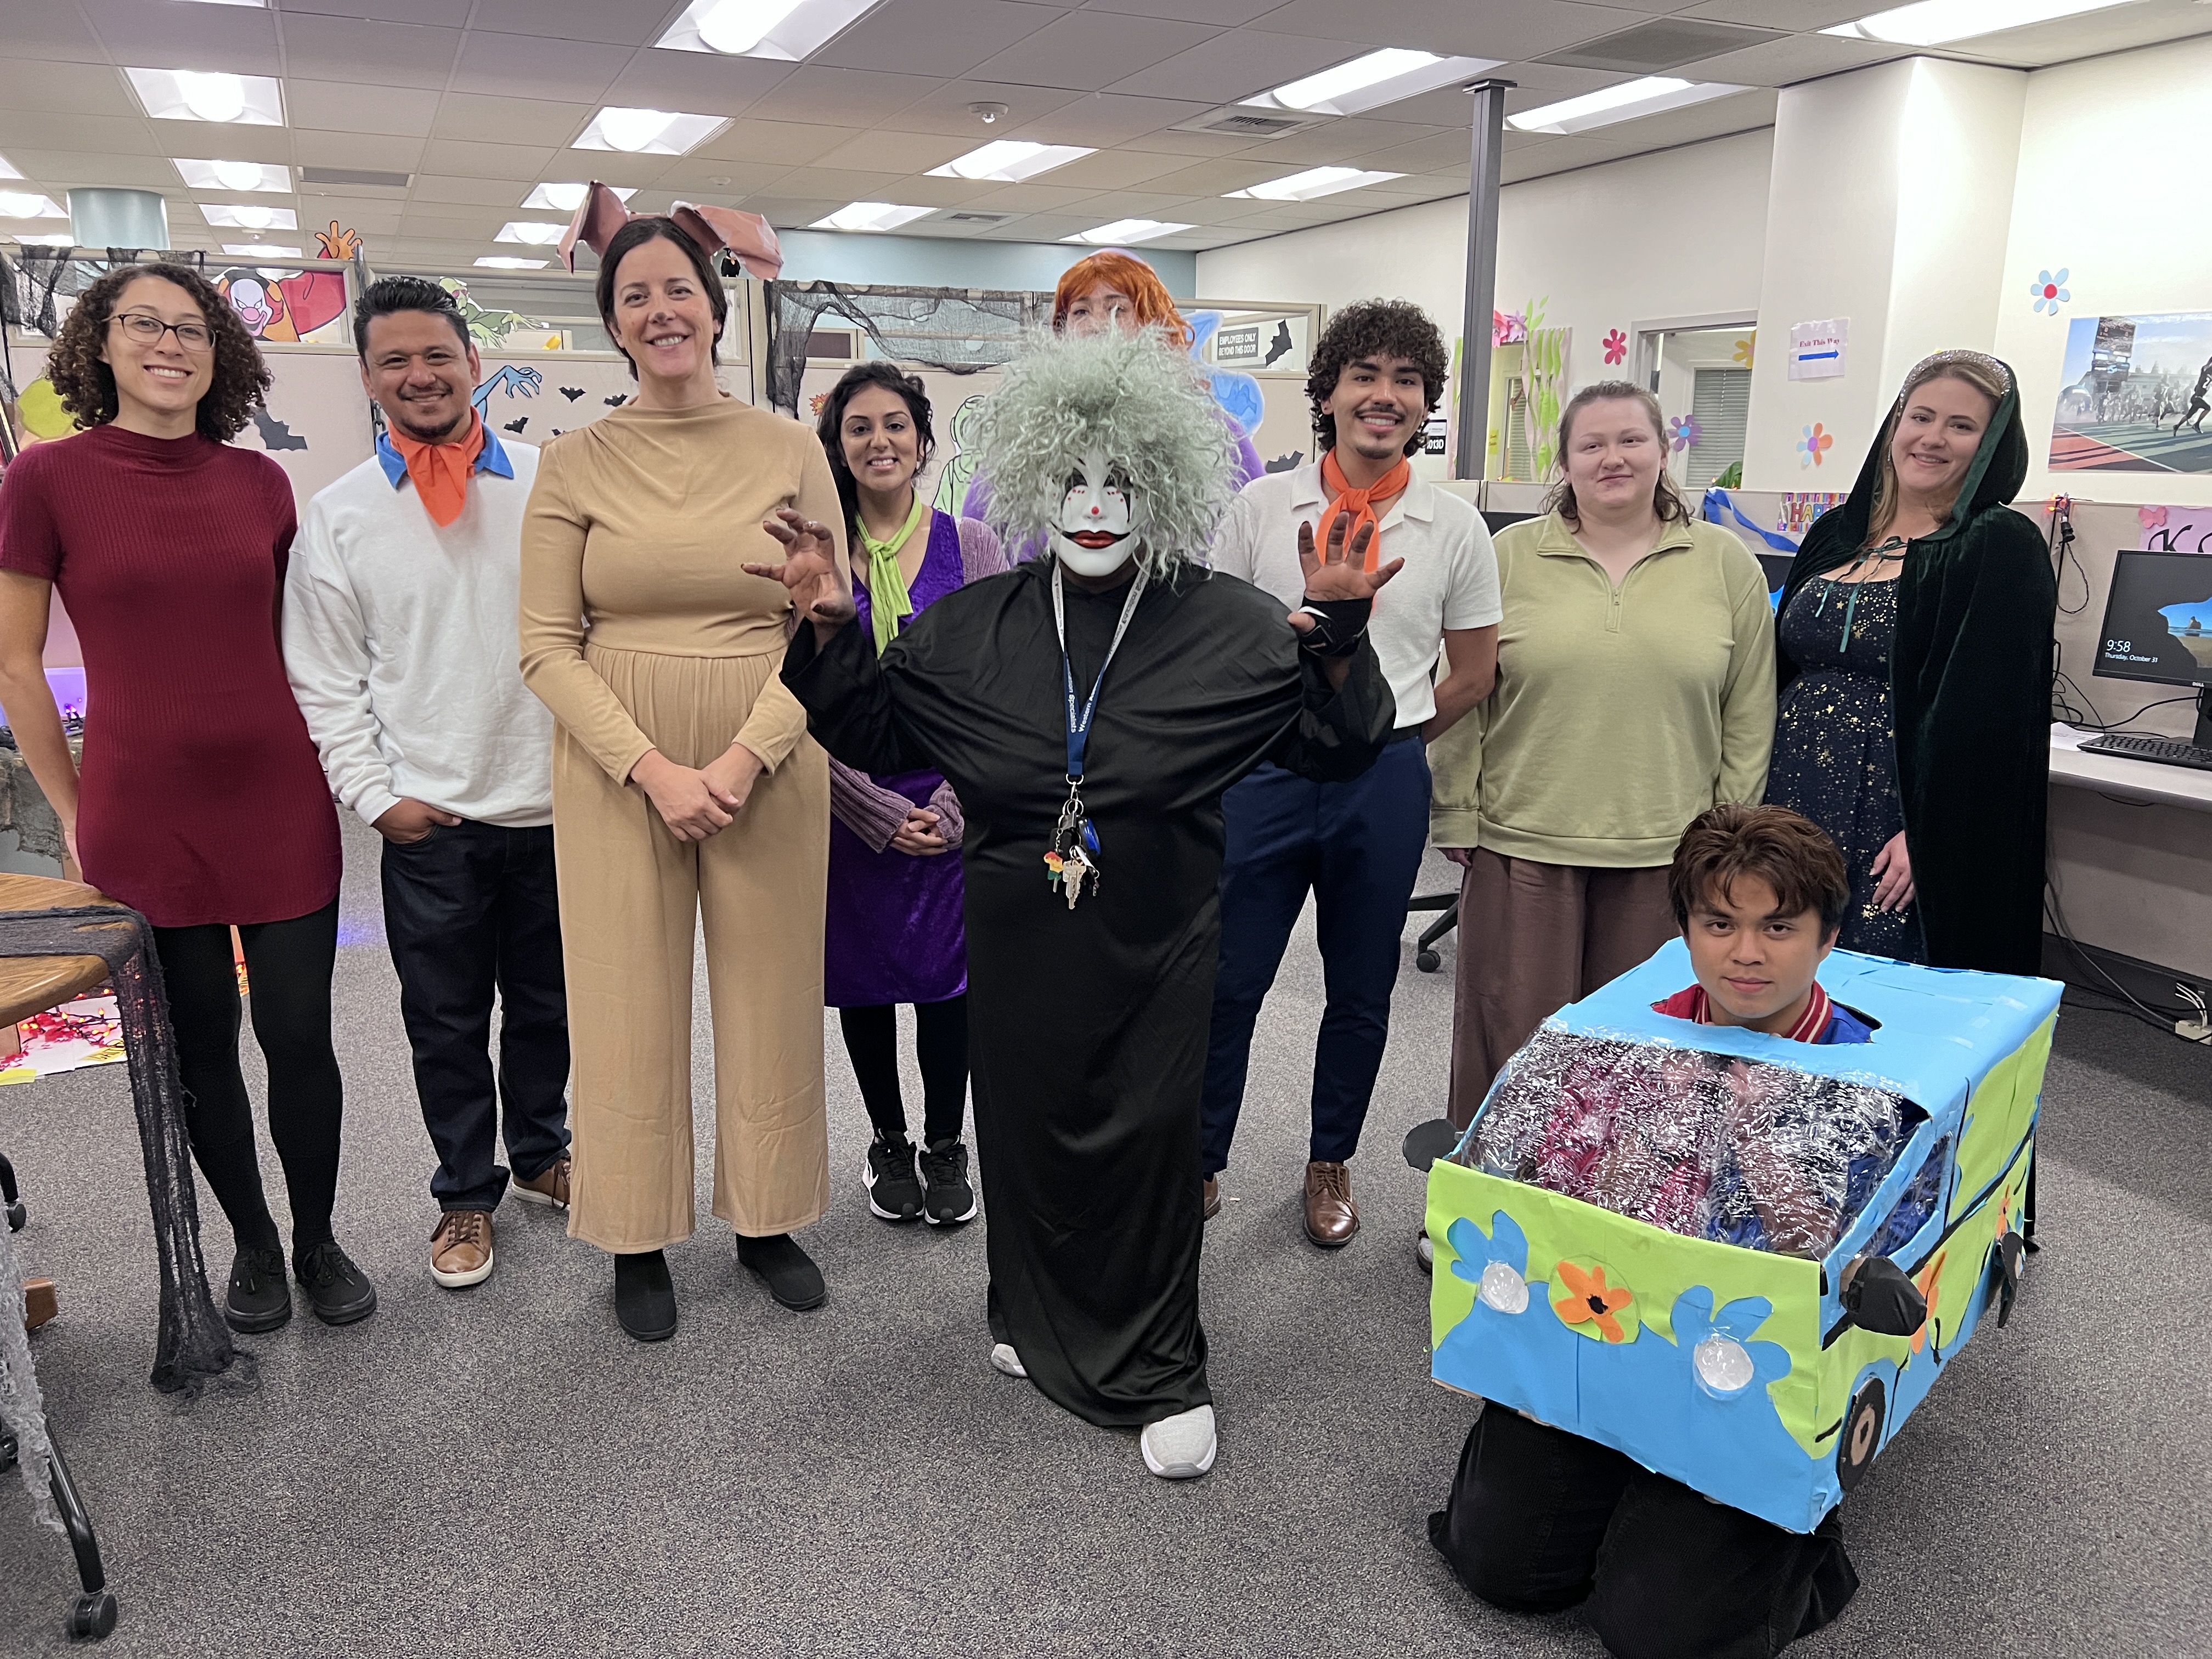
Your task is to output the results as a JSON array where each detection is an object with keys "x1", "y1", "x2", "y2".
[{"x1": 1777, "y1": 358, "x2": 2056, "y2": 976}]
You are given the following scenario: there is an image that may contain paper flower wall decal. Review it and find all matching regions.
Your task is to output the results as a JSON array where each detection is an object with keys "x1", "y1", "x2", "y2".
[
  {"x1": 1668, "y1": 414, "x2": 1701, "y2": 452},
  {"x1": 1602, "y1": 328, "x2": 1628, "y2": 366},
  {"x1": 1733, "y1": 335, "x2": 1755, "y2": 369},
  {"x1": 1554, "y1": 1260, "x2": 1637, "y2": 1344},
  {"x1": 2030, "y1": 268, "x2": 2070, "y2": 315},
  {"x1": 1798, "y1": 423, "x2": 1834, "y2": 469}
]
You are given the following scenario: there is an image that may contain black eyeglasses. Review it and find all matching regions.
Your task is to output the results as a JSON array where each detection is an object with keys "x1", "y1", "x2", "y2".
[{"x1": 109, "y1": 312, "x2": 213, "y2": 351}]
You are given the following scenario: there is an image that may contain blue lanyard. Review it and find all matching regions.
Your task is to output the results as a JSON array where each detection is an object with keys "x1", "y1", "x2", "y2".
[{"x1": 1050, "y1": 563, "x2": 1148, "y2": 784}]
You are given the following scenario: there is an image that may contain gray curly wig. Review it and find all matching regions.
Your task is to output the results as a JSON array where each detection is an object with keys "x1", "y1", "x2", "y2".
[{"x1": 972, "y1": 327, "x2": 1235, "y2": 577}]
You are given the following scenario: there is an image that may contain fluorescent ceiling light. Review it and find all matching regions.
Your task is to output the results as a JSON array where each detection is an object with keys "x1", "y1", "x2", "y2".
[
  {"x1": 0, "y1": 154, "x2": 21, "y2": 180},
  {"x1": 198, "y1": 203, "x2": 297, "y2": 229},
  {"x1": 174, "y1": 158, "x2": 290, "y2": 192},
  {"x1": 125, "y1": 68, "x2": 285, "y2": 126},
  {"x1": 1244, "y1": 49, "x2": 1505, "y2": 117},
  {"x1": 10, "y1": 233, "x2": 77, "y2": 247},
  {"x1": 223, "y1": 241, "x2": 301, "y2": 256},
  {"x1": 1821, "y1": 0, "x2": 2135, "y2": 44},
  {"x1": 926, "y1": 140, "x2": 1093, "y2": 183},
  {"x1": 179, "y1": 1, "x2": 266, "y2": 7},
  {"x1": 523, "y1": 182, "x2": 635, "y2": 212},
  {"x1": 0, "y1": 192, "x2": 68, "y2": 219},
  {"x1": 574, "y1": 107, "x2": 730, "y2": 156},
  {"x1": 477, "y1": 256, "x2": 549, "y2": 269},
  {"x1": 810, "y1": 201, "x2": 934, "y2": 233},
  {"x1": 1064, "y1": 219, "x2": 1194, "y2": 246},
  {"x1": 1226, "y1": 166, "x2": 1405, "y2": 202},
  {"x1": 496, "y1": 221, "x2": 571, "y2": 246},
  {"x1": 656, "y1": 0, "x2": 880, "y2": 62},
  {"x1": 1506, "y1": 77, "x2": 1750, "y2": 134}
]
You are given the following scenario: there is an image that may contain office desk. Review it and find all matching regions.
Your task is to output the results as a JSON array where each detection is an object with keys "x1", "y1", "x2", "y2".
[{"x1": 2045, "y1": 725, "x2": 2212, "y2": 983}]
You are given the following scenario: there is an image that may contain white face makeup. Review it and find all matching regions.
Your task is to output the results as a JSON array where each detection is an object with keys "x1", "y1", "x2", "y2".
[{"x1": 1049, "y1": 447, "x2": 1141, "y2": 575}]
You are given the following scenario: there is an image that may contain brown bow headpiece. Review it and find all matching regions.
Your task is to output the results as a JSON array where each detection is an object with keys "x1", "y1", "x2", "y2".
[{"x1": 559, "y1": 180, "x2": 782, "y2": 280}]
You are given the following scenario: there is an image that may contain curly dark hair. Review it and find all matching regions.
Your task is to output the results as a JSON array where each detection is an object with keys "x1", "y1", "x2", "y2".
[
  {"x1": 594, "y1": 217, "x2": 726, "y2": 382},
  {"x1": 43, "y1": 262, "x2": 272, "y2": 442},
  {"x1": 814, "y1": 361, "x2": 935, "y2": 546},
  {"x1": 1306, "y1": 298, "x2": 1449, "y2": 457}
]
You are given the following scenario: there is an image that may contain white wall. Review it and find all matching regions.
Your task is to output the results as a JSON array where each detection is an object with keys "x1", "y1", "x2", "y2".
[{"x1": 1994, "y1": 33, "x2": 2212, "y2": 507}]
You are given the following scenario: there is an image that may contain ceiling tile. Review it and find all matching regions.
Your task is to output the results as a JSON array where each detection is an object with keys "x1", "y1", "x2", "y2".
[
  {"x1": 0, "y1": 2, "x2": 109, "y2": 64},
  {"x1": 433, "y1": 93, "x2": 598, "y2": 148},
  {"x1": 1668, "y1": 33, "x2": 1890, "y2": 83},
  {"x1": 1251, "y1": 0, "x2": 1659, "y2": 63},
  {"x1": 741, "y1": 65, "x2": 949, "y2": 126},
  {"x1": 450, "y1": 32, "x2": 632, "y2": 104},
  {"x1": 80, "y1": 0, "x2": 282, "y2": 71},
  {"x1": 650, "y1": 158, "x2": 797, "y2": 196},
  {"x1": 1077, "y1": 0, "x2": 1284, "y2": 20},
  {"x1": 1679, "y1": 0, "x2": 1866, "y2": 25},
  {"x1": 1101, "y1": 29, "x2": 1354, "y2": 102},
  {"x1": 6, "y1": 153, "x2": 179, "y2": 190},
  {"x1": 970, "y1": 12, "x2": 1222, "y2": 93},
  {"x1": 1023, "y1": 146, "x2": 1199, "y2": 188},
  {"x1": 280, "y1": 16, "x2": 462, "y2": 89},
  {"x1": 0, "y1": 111, "x2": 155, "y2": 158},
  {"x1": 1018, "y1": 92, "x2": 1213, "y2": 146},
  {"x1": 284, "y1": 80, "x2": 444, "y2": 136},
  {"x1": 303, "y1": 201, "x2": 404, "y2": 235},
  {"x1": 889, "y1": 78, "x2": 1091, "y2": 137},
  {"x1": 1142, "y1": 156, "x2": 1306, "y2": 194},
  {"x1": 1232, "y1": 116, "x2": 1454, "y2": 166},
  {"x1": 291, "y1": 129, "x2": 425, "y2": 171},
  {"x1": 1327, "y1": 129, "x2": 1481, "y2": 173},
  {"x1": 468, "y1": 0, "x2": 670, "y2": 47},
  {"x1": 0, "y1": 60, "x2": 139, "y2": 119},
  {"x1": 280, "y1": 1, "x2": 467, "y2": 26},
  {"x1": 407, "y1": 173, "x2": 542, "y2": 207},
  {"x1": 419, "y1": 138, "x2": 561, "y2": 182},
  {"x1": 599, "y1": 49, "x2": 793, "y2": 116},
  {"x1": 809, "y1": 129, "x2": 970, "y2": 172},
  {"x1": 767, "y1": 165, "x2": 921, "y2": 199},
  {"x1": 956, "y1": 180, "x2": 1100, "y2": 210},
  {"x1": 693, "y1": 119, "x2": 856, "y2": 167},
  {"x1": 814, "y1": 0, "x2": 1068, "y2": 78}
]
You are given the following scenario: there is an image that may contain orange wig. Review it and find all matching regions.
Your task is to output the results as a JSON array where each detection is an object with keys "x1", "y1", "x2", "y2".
[{"x1": 1052, "y1": 251, "x2": 1194, "y2": 351}]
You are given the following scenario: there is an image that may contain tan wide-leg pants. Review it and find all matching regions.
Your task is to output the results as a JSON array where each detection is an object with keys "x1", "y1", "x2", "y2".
[
  {"x1": 1447, "y1": 848, "x2": 1676, "y2": 1128},
  {"x1": 554, "y1": 644, "x2": 830, "y2": 1252}
]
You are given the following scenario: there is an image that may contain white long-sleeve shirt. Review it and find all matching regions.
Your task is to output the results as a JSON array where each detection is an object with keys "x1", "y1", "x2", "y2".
[{"x1": 284, "y1": 435, "x2": 553, "y2": 829}]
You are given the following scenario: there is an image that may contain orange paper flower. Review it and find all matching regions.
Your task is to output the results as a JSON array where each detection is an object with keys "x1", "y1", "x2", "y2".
[
  {"x1": 1554, "y1": 1260, "x2": 1634, "y2": 1344},
  {"x1": 1910, "y1": 1249, "x2": 1947, "y2": 1354}
]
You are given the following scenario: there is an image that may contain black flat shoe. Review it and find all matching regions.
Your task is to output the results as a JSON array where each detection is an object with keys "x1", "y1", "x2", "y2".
[
  {"x1": 294, "y1": 1240, "x2": 377, "y2": 1326},
  {"x1": 614, "y1": 1249, "x2": 678, "y2": 1341},
  {"x1": 736, "y1": 1233, "x2": 826, "y2": 1311},
  {"x1": 225, "y1": 1245, "x2": 292, "y2": 1333}
]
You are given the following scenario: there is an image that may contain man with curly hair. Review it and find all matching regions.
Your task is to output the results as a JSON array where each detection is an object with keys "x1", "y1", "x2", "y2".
[
  {"x1": 1201, "y1": 299, "x2": 1501, "y2": 1250},
  {"x1": 751, "y1": 329, "x2": 1398, "y2": 1480}
]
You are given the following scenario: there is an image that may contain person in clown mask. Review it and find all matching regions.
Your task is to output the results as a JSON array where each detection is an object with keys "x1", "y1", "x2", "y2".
[{"x1": 749, "y1": 328, "x2": 1398, "y2": 1481}]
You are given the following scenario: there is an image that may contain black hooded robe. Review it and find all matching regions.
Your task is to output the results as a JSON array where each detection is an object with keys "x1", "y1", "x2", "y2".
[
  {"x1": 1777, "y1": 362, "x2": 2056, "y2": 976},
  {"x1": 783, "y1": 558, "x2": 1393, "y2": 1426}
]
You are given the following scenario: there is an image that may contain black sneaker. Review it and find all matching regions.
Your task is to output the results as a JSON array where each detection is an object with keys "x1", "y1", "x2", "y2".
[
  {"x1": 863, "y1": 1133, "x2": 923, "y2": 1222},
  {"x1": 737, "y1": 1232, "x2": 827, "y2": 1311},
  {"x1": 225, "y1": 1245, "x2": 292, "y2": 1333},
  {"x1": 293, "y1": 1240, "x2": 377, "y2": 1326},
  {"x1": 919, "y1": 1138, "x2": 979, "y2": 1226},
  {"x1": 614, "y1": 1249, "x2": 678, "y2": 1342}
]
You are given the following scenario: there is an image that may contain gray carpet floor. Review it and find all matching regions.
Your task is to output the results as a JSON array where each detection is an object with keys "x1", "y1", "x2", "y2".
[{"x1": 1, "y1": 816, "x2": 2207, "y2": 1656}]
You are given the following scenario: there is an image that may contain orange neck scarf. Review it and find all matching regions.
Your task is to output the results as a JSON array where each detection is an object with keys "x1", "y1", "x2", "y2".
[
  {"x1": 1315, "y1": 449, "x2": 1410, "y2": 571},
  {"x1": 388, "y1": 411, "x2": 486, "y2": 528}
]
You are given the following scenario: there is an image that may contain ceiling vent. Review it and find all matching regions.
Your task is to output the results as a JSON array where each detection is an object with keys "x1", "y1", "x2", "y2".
[
  {"x1": 1537, "y1": 19, "x2": 1784, "y2": 73},
  {"x1": 1171, "y1": 106, "x2": 1332, "y2": 139},
  {"x1": 300, "y1": 166, "x2": 412, "y2": 189},
  {"x1": 944, "y1": 211, "x2": 1012, "y2": 224}
]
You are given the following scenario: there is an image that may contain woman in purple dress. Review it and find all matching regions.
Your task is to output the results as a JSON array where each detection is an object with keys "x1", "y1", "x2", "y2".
[{"x1": 816, "y1": 363, "x2": 1007, "y2": 1226}]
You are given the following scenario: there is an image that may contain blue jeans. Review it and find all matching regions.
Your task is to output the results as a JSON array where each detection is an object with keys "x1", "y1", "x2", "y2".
[
  {"x1": 381, "y1": 820, "x2": 571, "y2": 1211},
  {"x1": 1200, "y1": 736, "x2": 1432, "y2": 1175}
]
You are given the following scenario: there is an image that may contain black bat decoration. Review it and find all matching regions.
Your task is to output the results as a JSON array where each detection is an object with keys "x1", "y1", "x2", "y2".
[
  {"x1": 1262, "y1": 319, "x2": 1294, "y2": 368},
  {"x1": 250, "y1": 407, "x2": 308, "y2": 451},
  {"x1": 504, "y1": 416, "x2": 528, "y2": 433},
  {"x1": 603, "y1": 394, "x2": 628, "y2": 407},
  {"x1": 558, "y1": 386, "x2": 586, "y2": 401}
]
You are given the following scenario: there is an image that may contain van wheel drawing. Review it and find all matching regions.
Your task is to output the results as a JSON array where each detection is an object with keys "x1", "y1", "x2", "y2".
[{"x1": 1837, "y1": 1378, "x2": 1886, "y2": 1491}]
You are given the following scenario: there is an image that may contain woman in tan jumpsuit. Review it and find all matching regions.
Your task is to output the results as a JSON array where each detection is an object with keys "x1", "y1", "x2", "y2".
[{"x1": 520, "y1": 216, "x2": 838, "y2": 1340}]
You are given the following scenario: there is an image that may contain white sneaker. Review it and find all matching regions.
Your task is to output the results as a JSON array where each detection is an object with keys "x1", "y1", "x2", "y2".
[
  {"x1": 1141, "y1": 1404, "x2": 1217, "y2": 1479},
  {"x1": 1416, "y1": 1229, "x2": 1435, "y2": 1272},
  {"x1": 989, "y1": 1342, "x2": 1028, "y2": 1378}
]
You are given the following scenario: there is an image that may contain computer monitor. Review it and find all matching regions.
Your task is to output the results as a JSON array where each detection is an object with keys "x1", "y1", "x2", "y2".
[{"x1": 2093, "y1": 548, "x2": 2212, "y2": 743}]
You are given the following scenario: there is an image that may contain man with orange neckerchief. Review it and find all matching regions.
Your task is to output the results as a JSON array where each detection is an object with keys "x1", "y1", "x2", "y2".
[{"x1": 1201, "y1": 299, "x2": 1500, "y2": 1248}]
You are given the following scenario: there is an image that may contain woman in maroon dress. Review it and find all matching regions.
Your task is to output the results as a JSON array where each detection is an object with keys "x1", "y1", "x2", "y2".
[{"x1": 0, "y1": 263, "x2": 372, "y2": 1333}]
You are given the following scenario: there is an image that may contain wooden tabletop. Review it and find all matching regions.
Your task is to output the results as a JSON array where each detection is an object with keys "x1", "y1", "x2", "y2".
[{"x1": 0, "y1": 872, "x2": 120, "y2": 1030}]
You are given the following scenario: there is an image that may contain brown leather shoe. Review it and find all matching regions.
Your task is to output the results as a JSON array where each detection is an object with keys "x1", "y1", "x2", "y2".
[
  {"x1": 512, "y1": 1153, "x2": 571, "y2": 1210},
  {"x1": 22, "y1": 1278, "x2": 56, "y2": 1331},
  {"x1": 430, "y1": 1210, "x2": 494, "y2": 1289},
  {"x1": 1203, "y1": 1176, "x2": 1221, "y2": 1221},
  {"x1": 1303, "y1": 1160, "x2": 1358, "y2": 1249}
]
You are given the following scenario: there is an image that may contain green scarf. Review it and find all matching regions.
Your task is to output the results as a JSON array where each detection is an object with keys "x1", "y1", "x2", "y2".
[{"x1": 856, "y1": 495, "x2": 928, "y2": 657}]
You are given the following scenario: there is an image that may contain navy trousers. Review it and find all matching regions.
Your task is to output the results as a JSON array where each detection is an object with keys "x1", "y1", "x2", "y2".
[
  {"x1": 381, "y1": 820, "x2": 572, "y2": 1212},
  {"x1": 1200, "y1": 735, "x2": 1432, "y2": 1176}
]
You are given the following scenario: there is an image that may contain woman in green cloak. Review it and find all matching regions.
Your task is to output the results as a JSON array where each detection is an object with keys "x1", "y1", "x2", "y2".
[{"x1": 1768, "y1": 351, "x2": 2055, "y2": 975}]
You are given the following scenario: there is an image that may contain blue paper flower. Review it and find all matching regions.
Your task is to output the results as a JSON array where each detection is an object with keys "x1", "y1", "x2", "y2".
[{"x1": 2030, "y1": 269, "x2": 2070, "y2": 315}]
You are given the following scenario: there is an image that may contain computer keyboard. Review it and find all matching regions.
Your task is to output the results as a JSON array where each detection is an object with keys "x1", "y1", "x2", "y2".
[{"x1": 2077, "y1": 733, "x2": 2212, "y2": 771}]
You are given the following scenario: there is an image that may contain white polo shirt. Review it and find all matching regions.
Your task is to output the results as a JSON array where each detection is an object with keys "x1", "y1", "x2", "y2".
[{"x1": 1208, "y1": 462, "x2": 1503, "y2": 730}]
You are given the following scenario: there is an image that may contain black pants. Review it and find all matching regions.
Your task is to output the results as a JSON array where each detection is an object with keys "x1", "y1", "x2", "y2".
[
  {"x1": 381, "y1": 821, "x2": 570, "y2": 1212},
  {"x1": 153, "y1": 900, "x2": 345, "y2": 1257},
  {"x1": 837, "y1": 995, "x2": 968, "y2": 1145},
  {"x1": 1430, "y1": 1407, "x2": 1858, "y2": 1659}
]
